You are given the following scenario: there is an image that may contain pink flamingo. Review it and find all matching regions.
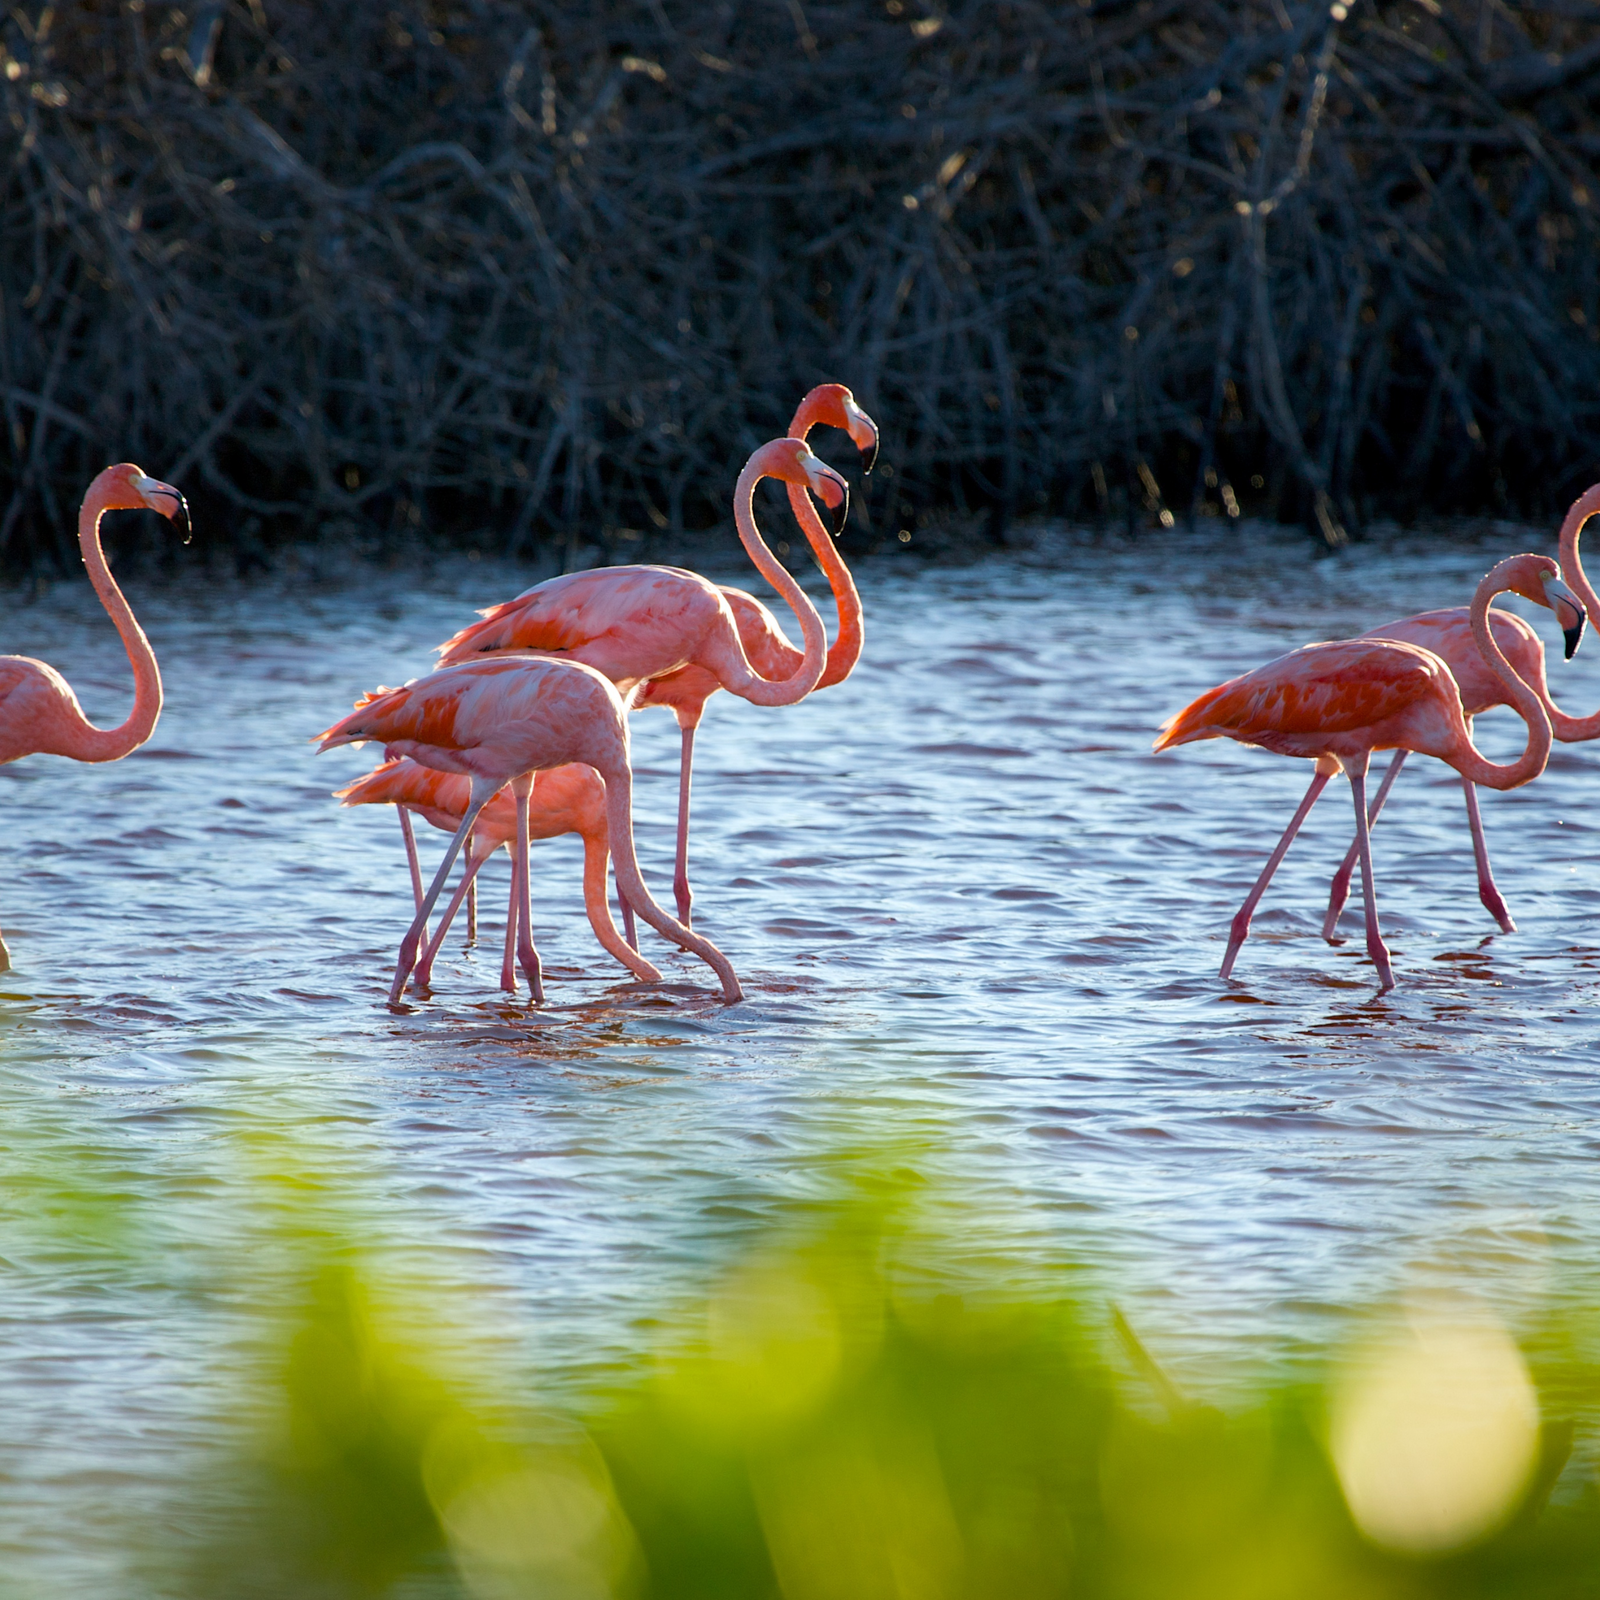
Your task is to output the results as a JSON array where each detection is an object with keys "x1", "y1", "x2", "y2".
[
  {"x1": 635, "y1": 385, "x2": 877, "y2": 877},
  {"x1": 1155, "y1": 554, "x2": 1577, "y2": 992},
  {"x1": 1318, "y1": 564, "x2": 1586, "y2": 938},
  {"x1": 0, "y1": 463, "x2": 187, "y2": 970},
  {"x1": 334, "y1": 756, "x2": 661, "y2": 992},
  {"x1": 438, "y1": 413, "x2": 870, "y2": 926},
  {"x1": 315, "y1": 653, "x2": 741, "y2": 1005}
]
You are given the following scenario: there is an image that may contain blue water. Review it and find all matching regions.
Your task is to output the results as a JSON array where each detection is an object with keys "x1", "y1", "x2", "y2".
[{"x1": 3, "y1": 518, "x2": 1600, "y2": 1590}]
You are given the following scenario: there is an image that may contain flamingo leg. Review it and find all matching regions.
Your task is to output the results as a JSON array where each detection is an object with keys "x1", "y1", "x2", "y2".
[
  {"x1": 1322, "y1": 749, "x2": 1408, "y2": 941},
  {"x1": 465, "y1": 838, "x2": 478, "y2": 945},
  {"x1": 397, "y1": 806, "x2": 430, "y2": 950},
  {"x1": 1349, "y1": 759, "x2": 1396, "y2": 993},
  {"x1": 619, "y1": 885, "x2": 639, "y2": 951},
  {"x1": 1220, "y1": 767, "x2": 1333, "y2": 980},
  {"x1": 1461, "y1": 777, "x2": 1515, "y2": 932},
  {"x1": 415, "y1": 849, "x2": 491, "y2": 989},
  {"x1": 0, "y1": 927, "x2": 10, "y2": 974},
  {"x1": 500, "y1": 866, "x2": 518, "y2": 993},
  {"x1": 674, "y1": 723, "x2": 696, "y2": 927},
  {"x1": 389, "y1": 788, "x2": 495, "y2": 1004},
  {"x1": 511, "y1": 773, "x2": 544, "y2": 1003}
]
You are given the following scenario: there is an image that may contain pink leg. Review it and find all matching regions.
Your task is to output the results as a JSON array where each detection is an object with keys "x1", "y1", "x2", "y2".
[
  {"x1": 415, "y1": 850, "x2": 489, "y2": 988},
  {"x1": 511, "y1": 773, "x2": 544, "y2": 1003},
  {"x1": 674, "y1": 723, "x2": 696, "y2": 927},
  {"x1": 465, "y1": 847, "x2": 478, "y2": 945},
  {"x1": 1461, "y1": 777, "x2": 1515, "y2": 932},
  {"x1": 1323, "y1": 749, "x2": 1407, "y2": 941},
  {"x1": 619, "y1": 884, "x2": 639, "y2": 951},
  {"x1": 500, "y1": 867, "x2": 518, "y2": 993},
  {"x1": 1221, "y1": 767, "x2": 1333, "y2": 980},
  {"x1": 397, "y1": 806, "x2": 430, "y2": 950},
  {"x1": 390, "y1": 788, "x2": 495, "y2": 1004},
  {"x1": 1348, "y1": 758, "x2": 1396, "y2": 993},
  {"x1": 0, "y1": 926, "x2": 10, "y2": 974}
]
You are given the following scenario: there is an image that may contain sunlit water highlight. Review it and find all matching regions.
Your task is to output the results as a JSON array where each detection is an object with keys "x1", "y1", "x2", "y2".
[{"x1": 4, "y1": 520, "x2": 1600, "y2": 1588}]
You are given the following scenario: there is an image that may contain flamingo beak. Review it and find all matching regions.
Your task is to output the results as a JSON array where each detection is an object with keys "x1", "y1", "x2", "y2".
[
  {"x1": 808, "y1": 469, "x2": 850, "y2": 538},
  {"x1": 1562, "y1": 601, "x2": 1586, "y2": 660},
  {"x1": 843, "y1": 397, "x2": 880, "y2": 475},
  {"x1": 136, "y1": 475, "x2": 192, "y2": 544},
  {"x1": 1544, "y1": 575, "x2": 1586, "y2": 658}
]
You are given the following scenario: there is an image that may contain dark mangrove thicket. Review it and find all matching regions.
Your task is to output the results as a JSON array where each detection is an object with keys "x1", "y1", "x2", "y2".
[{"x1": 4, "y1": 0, "x2": 1600, "y2": 570}]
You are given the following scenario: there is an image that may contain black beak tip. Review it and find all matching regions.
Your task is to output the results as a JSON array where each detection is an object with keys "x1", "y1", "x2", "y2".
[
  {"x1": 1565, "y1": 618, "x2": 1586, "y2": 660},
  {"x1": 177, "y1": 494, "x2": 193, "y2": 546},
  {"x1": 829, "y1": 487, "x2": 850, "y2": 539},
  {"x1": 860, "y1": 438, "x2": 879, "y2": 477}
]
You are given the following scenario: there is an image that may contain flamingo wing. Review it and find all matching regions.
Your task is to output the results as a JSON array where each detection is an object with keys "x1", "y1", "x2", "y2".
[{"x1": 1156, "y1": 639, "x2": 1449, "y2": 750}]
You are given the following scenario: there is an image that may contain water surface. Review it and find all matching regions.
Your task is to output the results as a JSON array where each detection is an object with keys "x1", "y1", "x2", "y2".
[{"x1": 4, "y1": 520, "x2": 1600, "y2": 1589}]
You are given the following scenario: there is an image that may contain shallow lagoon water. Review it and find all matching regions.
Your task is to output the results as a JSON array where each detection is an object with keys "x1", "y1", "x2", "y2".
[{"x1": 4, "y1": 519, "x2": 1600, "y2": 1588}]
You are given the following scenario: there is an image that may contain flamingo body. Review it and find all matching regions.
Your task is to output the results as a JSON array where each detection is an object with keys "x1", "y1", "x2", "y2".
[
  {"x1": 440, "y1": 565, "x2": 742, "y2": 690},
  {"x1": 1156, "y1": 554, "x2": 1572, "y2": 992},
  {"x1": 316, "y1": 653, "x2": 741, "y2": 1003},
  {"x1": 633, "y1": 385, "x2": 878, "y2": 728},
  {"x1": 1158, "y1": 637, "x2": 1467, "y2": 767},
  {"x1": 0, "y1": 462, "x2": 186, "y2": 969},
  {"x1": 435, "y1": 434, "x2": 855, "y2": 928},
  {"x1": 1315, "y1": 572, "x2": 1584, "y2": 937}
]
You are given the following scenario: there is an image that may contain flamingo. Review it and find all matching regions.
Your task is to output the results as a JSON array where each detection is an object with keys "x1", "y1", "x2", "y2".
[
  {"x1": 1318, "y1": 564, "x2": 1585, "y2": 940},
  {"x1": 438, "y1": 416, "x2": 870, "y2": 927},
  {"x1": 333, "y1": 756, "x2": 662, "y2": 993},
  {"x1": 315, "y1": 653, "x2": 742, "y2": 1005},
  {"x1": 1154, "y1": 554, "x2": 1579, "y2": 993},
  {"x1": 0, "y1": 463, "x2": 187, "y2": 971},
  {"x1": 634, "y1": 385, "x2": 879, "y2": 915}
]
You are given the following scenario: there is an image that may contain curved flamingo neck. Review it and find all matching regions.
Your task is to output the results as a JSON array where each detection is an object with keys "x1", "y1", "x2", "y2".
[
  {"x1": 74, "y1": 480, "x2": 163, "y2": 762},
  {"x1": 729, "y1": 458, "x2": 826, "y2": 704},
  {"x1": 1460, "y1": 568, "x2": 1552, "y2": 789},
  {"x1": 577, "y1": 828, "x2": 658, "y2": 981},
  {"x1": 789, "y1": 404, "x2": 864, "y2": 688},
  {"x1": 1544, "y1": 484, "x2": 1600, "y2": 740},
  {"x1": 595, "y1": 757, "x2": 742, "y2": 1000}
]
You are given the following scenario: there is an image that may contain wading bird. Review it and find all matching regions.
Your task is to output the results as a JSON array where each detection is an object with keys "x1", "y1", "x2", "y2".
[
  {"x1": 1319, "y1": 558, "x2": 1586, "y2": 938},
  {"x1": 437, "y1": 426, "x2": 863, "y2": 927},
  {"x1": 0, "y1": 463, "x2": 187, "y2": 971},
  {"x1": 316, "y1": 654, "x2": 741, "y2": 1005},
  {"x1": 334, "y1": 756, "x2": 661, "y2": 991},
  {"x1": 635, "y1": 384, "x2": 878, "y2": 916},
  {"x1": 1155, "y1": 554, "x2": 1579, "y2": 993}
]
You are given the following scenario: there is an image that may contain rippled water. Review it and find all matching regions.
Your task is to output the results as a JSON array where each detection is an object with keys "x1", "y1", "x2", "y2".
[{"x1": 5, "y1": 520, "x2": 1600, "y2": 1588}]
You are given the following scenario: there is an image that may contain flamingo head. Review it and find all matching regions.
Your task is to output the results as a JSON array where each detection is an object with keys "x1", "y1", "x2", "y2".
[
  {"x1": 1504, "y1": 553, "x2": 1586, "y2": 659},
  {"x1": 792, "y1": 383, "x2": 880, "y2": 474},
  {"x1": 97, "y1": 463, "x2": 192, "y2": 543},
  {"x1": 752, "y1": 436, "x2": 851, "y2": 538}
]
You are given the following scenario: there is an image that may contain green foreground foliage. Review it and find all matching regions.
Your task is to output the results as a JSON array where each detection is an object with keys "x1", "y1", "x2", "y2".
[{"x1": 130, "y1": 1186, "x2": 1600, "y2": 1600}]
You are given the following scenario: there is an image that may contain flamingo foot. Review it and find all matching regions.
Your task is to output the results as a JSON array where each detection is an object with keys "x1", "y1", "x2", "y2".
[
  {"x1": 1220, "y1": 911, "x2": 1252, "y2": 981},
  {"x1": 389, "y1": 929, "x2": 424, "y2": 1004},
  {"x1": 1480, "y1": 885, "x2": 1516, "y2": 935},
  {"x1": 1371, "y1": 950, "x2": 1397, "y2": 995},
  {"x1": 518, "y1": 939, "x2": 545, "y2": 1005},
  {"x1": 1322, "y1": 860, "x2": 1355, "y2": 943}
]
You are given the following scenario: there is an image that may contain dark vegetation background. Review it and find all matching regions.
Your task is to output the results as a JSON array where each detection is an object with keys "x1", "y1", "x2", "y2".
[{"x1": 5, "y1": 0, "x2": 1600, "y2": 572}]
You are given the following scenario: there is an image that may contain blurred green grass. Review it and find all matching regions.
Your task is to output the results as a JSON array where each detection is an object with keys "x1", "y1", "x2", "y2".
[{"x1": 108, "y1": 1171, "x2": 1600, "y2": 1600}]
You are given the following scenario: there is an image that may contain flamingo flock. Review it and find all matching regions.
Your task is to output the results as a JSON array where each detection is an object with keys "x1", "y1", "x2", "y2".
[{"x1": 5, "y1": 410, "x2": 1600, "y2": 1000}]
